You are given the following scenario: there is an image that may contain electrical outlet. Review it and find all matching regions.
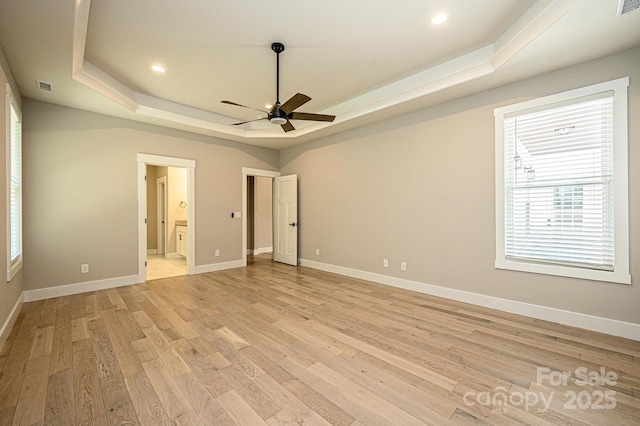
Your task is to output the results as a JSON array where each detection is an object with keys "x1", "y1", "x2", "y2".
[
  {"x1": 81, "y1": 264, "x2": 89, "y2": 274},
  {"x1": 400, "y1": 262, "x2": 407, "y2": 271},
  {"x1": 383, "y1": 259, "x2": 388, "y2": 268},
  {"x1": 215, "y1": 250, "x2": 220, "y2": 257},
  {"x1": 316, "y1": 248, "x2": 320, "y2": 256}
]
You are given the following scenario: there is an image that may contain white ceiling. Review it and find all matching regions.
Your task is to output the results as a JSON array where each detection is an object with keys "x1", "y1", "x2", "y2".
[{"x1": 1, "y1": 0, "x2": 639, "y2": 149}]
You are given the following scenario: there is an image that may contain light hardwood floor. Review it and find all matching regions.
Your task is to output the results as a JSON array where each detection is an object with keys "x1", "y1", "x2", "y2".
[{"x1": 1, "y1": 254, "x2": 639, "y2": 425}]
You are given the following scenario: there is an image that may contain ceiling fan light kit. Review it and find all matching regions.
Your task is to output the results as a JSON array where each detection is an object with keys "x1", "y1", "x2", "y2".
[
  {"x1": 270, "y1": 116, "x2": 288, "y2": 125},
  {"x1": 221, "y1": 42, "x2": 336, "y2": 132}
]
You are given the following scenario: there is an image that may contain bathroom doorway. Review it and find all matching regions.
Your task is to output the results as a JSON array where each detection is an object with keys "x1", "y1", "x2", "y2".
[
  {"x1": 146, "y1": 165, "x2": 188, "y2": 280},
  {"x1": 137, "y1": 153, "x2": 195, "y2": 283}
]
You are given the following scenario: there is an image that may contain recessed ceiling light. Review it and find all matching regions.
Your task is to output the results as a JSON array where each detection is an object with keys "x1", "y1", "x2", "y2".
[
  {"x1": 431, "y1": 13, "x2": 447, "y2": 25},
  {"x1": 151, "y1": 64, "x2": 166, "y2": 73},
  {"x1": 265, "y1": 104, "x2": 273, "y2": 109}
]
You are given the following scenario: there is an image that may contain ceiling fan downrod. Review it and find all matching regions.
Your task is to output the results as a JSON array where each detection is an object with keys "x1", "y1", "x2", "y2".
[
  {"x1": 270, "y1": 42, "x2": 287, "y2": 124},
  {"x1": 271, "y1": 42, "x2": 285, "y2": 105}
]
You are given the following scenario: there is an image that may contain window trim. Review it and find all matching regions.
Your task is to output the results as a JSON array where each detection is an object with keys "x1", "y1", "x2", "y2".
[
  {"x1": 6, "y1": 84, "x2": 22, "y2": 281},
  {"x1": 494, "y1": 77, "x2": 630, "y2": 284}
]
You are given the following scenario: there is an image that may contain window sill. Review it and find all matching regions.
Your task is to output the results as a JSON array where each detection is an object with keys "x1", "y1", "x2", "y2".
[
  {"x1": 7, "y1": 257, "x2": 23, "y2": 282},
  {"x1": 495, "y1": 259, "x2": 631, "y2": 285}
]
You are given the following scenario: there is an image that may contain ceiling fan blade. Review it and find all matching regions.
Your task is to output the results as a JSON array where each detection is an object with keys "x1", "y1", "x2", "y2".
[
  {"x1": 290, "y1": 112, "x2": 336, "y2": 122},
  {"x1": 279, "y1": 93, "x2": 311, "y2": 114},
  {"x1": 281, "y1": 121, "x2": 295, "y2": 132},
  {"x1": 221, "y1": 100, "x2": 266, "y2": 114},
  {"x1": 232, "y1": 117, "x2": 267, "y2": 126}
]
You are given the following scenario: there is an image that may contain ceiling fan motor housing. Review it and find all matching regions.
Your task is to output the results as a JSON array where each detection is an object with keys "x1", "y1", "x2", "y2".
[{"x1": 269, "y1": 103, "x2": 288, "y2": 124}]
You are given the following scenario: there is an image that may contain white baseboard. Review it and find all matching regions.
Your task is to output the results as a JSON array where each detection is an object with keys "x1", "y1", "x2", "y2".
[
  {"x1": 147, "y1": 249, "x2": 158, "y2": 255},
  {"x1": 0, "y1": 292, "x2": 25, "y2": 352},
  {"x1": 194, "y1": 260, "x2": 245, "y2": 274},
  {"x1": 299, "y1": 259, "x2": 640, "y2": 341},
  {"x1": 24, "y1": 275, "x2": 140, "y2": 302},
  {"x1": 166, "y1": 252, "x2": 179, "y2": 259}
]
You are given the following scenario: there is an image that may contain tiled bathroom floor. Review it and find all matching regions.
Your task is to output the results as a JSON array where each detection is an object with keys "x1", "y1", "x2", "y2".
[{"x1": 146, "y1": 254, "x2": 188, "y2": 280}]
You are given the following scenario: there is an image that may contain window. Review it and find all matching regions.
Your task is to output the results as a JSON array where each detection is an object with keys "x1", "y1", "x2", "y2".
[
  {"x1": 495, "y1": 77, "x2": 630, "y2": 284},
  {"x1": 6, "y1": 84, "x2": 22, "y2": 281}
]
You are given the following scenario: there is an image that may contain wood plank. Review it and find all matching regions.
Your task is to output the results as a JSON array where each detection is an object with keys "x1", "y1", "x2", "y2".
[
  {"x1": 216, "y1": 389, "x2": 268, "y2": 425},
  {"x1": 175, "y1": 371, "x2": 235, "y2": 425},
  {"x1": 100, "y1": 372, "x2": 140, "y2": 425},
  {"x1": 124, "y1": 372, "x2": 173, "y2": 426},
  {"x1": 141, "y1": 357, "x2": 193, "y2": 421},
  {"x1": 218, "y1": 364, "x2": 281, "y2": 420},
  {"x1": 12, "y1": 355, "x2": 51, "y2": 425},
  {"x1": 69, "y1": 294, "x2": 86, "y2": 320},
  {"x1": 179, "y1": 347, "x2": 233, "y2": 397},
  {"x1": 49, "y1": 304, "x2": 72, "y2": 375},
  {"x1": 0, "y1": 322, "x2": 36, "y2": 410},
  {"x1": 71, "y1": 317, "x2": 89, "y2": 342},
  {"x1": 84, "y1": 293, "x2": 100, "y2": 320},
  {"x1": 255, "y1": 372, "x2": 333, "y2": 426},
  {"x1": 29, "y1": 325, "x2": 54, "y2": 359},
  {"x1": 101, "y1": 309, "x2": 143, "y2": 378},
  {"x1": 44, "y1": 369, "x2": 74, "y2": 426},
  {"x1": 73, "y1": 338, "x2": 108, "y2": 425},
  {"x1": 0, "y1": 407, "x2": 15, "y2": 426},
  {"x1": 88, "y1": 317, "x2": 121, "y2": 379}
]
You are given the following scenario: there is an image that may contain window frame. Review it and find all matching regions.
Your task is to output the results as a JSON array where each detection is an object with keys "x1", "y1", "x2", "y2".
[
  {"x1": 494, "y1": 77, "x2": 630, "y2": 284},
  {"x1": 6, "y1": 83, "x2": 22, "y2": 281}
]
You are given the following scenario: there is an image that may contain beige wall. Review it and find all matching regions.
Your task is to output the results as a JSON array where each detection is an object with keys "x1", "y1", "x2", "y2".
[
  {"x1": 0, "y1": 46, "x2": 25, "y2": 342},
  {"x1": 280, "y1": 47, "x2": 640, "y2": 325},
  {"x1": 22, "y1": 100, "x2": 278, "y2": 290}
]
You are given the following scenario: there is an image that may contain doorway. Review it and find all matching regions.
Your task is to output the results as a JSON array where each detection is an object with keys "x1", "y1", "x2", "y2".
[
  {"x1": 247, "y1": 175, "x2": 274, "y2": 263},
  {"x1": 137, "y1": 154, "x2": 196, "y2": 283},
  {"x1": 242, "y1": 168, "x2": 280, "y2": 267},
  {"x1": 241, "y1": 168, "x2": 299, "y2": 267},
  {"x1": 146, "y1": 166, "x2": 188, "y2": 280}
]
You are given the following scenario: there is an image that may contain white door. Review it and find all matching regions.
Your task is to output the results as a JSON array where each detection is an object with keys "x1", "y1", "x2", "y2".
[{"x1": 273, "y1": 174, "x2": 298, "y2": 265}]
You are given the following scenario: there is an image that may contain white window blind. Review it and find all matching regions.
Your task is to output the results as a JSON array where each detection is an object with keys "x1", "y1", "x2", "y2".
[
  {"x1": 503, "y1": 95, "x2": 614, "y2": 271},
  {"x1": 495, "y1": 78, "x2": 630, "y2": 284},
  {"x1": 6, "y1": 84, "x2": 23, "y2": 281},
  {"x1": 10, "y1": 101, "x2": 22, "y2": 262}
]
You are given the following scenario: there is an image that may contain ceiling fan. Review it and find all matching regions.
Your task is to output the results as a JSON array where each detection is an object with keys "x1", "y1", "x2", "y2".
[{"x1": 222, "y1": 42, "x2": 336, "y2": 132}]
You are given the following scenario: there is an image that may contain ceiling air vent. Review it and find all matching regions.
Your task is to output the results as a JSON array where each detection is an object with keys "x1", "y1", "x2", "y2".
[
  {"x1": 618, "y1": 0, "x2": 640, "y2": 16},
  {"x1": 36, "y1": 80, "x2": 52, "y2": 92}
]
